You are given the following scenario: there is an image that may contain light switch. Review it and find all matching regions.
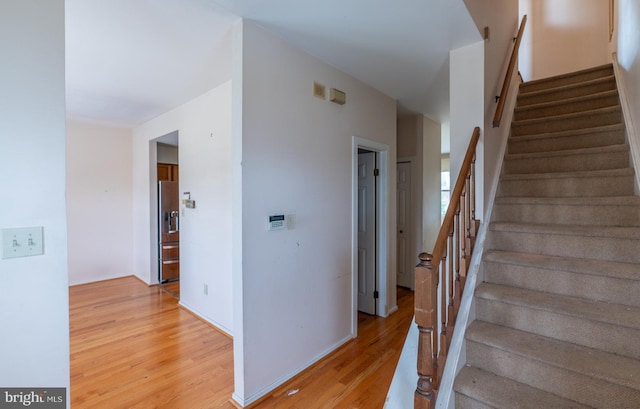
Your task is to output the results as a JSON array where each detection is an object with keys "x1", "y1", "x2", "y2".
[{"x1": 2, "y1": 227, "x2": 44, "y2": 259}]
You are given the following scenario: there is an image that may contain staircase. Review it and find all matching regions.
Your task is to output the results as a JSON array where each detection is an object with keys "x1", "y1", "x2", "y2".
[{"x1": 453, "y1": 64, "x2": 640, "y2": 408}]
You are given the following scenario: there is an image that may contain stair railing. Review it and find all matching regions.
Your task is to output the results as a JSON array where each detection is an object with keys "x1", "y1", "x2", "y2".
[
  {"x1": 493, "y1": 15, "x2": 527, "y2": 128},
  {"x1": 414, "y1": 127, "x2": 481, "y2": 409}
]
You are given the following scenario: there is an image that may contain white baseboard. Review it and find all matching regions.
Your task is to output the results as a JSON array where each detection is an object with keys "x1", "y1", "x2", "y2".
[
  {"x1": 233, "y1": 334, "x2": 354, "y2": 407},
  {"x1": 612, "y1": 53, "x2": 640, "y2": 194},
  {"x1": 387, "y1": 304, "x2": 399, "y2": 316},
  {"x1": 178, "y1": 300, "x2": 233, "y2": 338}
]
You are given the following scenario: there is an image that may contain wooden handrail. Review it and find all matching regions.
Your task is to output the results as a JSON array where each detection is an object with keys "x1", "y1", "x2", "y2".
[
  {"x1": 414, "y1": 127, "x2": 481, "y2": 409},
  {"x1": 432, "y1": 128, "x2": 480, "y2": 262},
  {"x1": 493, "y1": 15, "x2": 527, "y2": 128}
]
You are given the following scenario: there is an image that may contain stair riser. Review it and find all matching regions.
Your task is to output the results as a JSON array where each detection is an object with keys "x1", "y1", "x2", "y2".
[
  {"x1": 514, "y1": 93, "x2": 620, "y2": 121},
  {"x1": 456, "y1": 392, "x2": 495, "y2": 409},
  {"x1": 487, "y1": 229, "x2": 640, "y2": 263},
  {"x1": 455, "y1": 395, "x2": 494, "y2": 409},
  {"x1": 512, "y1": 110, "x2": 622, "y2": 137},
  {"x1": 466, "y1": 341, "x2": 640, "y2": 408},
  {"x1": 520, "y1": 67, "x2": 614, "y2": 93},
  {"x1": 483, "y1": 262, "x2": 640, "y2": 307},
  {"x1": 497, "y1": 174, "x2": 635, "y2": 197},
  {"x1": 508, "y1": 128, "x2": 625, "y2": 154},
  {"x1": 504, "y1": 149, "x2": 629, "y2": 174},
  {"x1": 492, "y1": 203, "x2": 640, "y2": 226},
  {"x1": 518, "y1": 79, "x2": 616, "y2": 106},
  {"x1": 455, "y1": 366, "x2": 594, "y2": 409},
  {"x1": 476, "y1": 298, "x2": 640, "y2": 359}
]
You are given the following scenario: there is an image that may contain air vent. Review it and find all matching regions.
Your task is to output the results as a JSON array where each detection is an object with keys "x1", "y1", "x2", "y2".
[
  {"x1": 313, "y1": 81, "x2": 326, "y2": 99},
  {"x1": 330, "y1": 88, "x2": 346, "y2": 105}
]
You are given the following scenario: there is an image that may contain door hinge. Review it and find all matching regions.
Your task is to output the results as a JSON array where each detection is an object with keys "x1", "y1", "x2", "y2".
[
  {"x1": 374, "y1": 291, "x2": 379, "y2": 299},
  {"x1": 374, "y1": 168, "x2": 380, "y2": 177}
]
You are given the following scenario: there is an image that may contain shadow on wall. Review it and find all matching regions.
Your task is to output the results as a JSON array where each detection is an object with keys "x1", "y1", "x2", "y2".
[{"x1": 520, "y1": 0, "x2": 611, "y2": 81}]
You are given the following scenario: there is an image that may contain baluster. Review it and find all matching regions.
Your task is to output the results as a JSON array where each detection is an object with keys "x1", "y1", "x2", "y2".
[
  {"x1": 414, "y1": 253, "x2": 439, "y2": 409},
  {"x1": 459, "y1": 188, "x2": 468, "y2": 287},
  {"x1": 447, "y1": 231, "x2": 455, "y2": 348},
  {"x1": 454, "y1": 206, "x2": 460, "y2": 285},
  {"x1": 470, "y1": 154, "x2": 477, "y2": 237},
  {"x1": 438, "y1": 253, "x2": 448, "y2": 382},
  {"x1": 464, "y1": 176, "x2": 472, "y2": 271},
  {"x1": 466, "y1": 175, "x2": 471, "y2": 233},
  {"x1": 454, "y1": 205, "x2": 462, "y2": 314}
]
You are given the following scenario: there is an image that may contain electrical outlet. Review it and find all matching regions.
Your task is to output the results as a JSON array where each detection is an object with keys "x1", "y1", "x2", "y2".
[{"x1": 203, "y1": 284, "x2": 208, "y2": 295}]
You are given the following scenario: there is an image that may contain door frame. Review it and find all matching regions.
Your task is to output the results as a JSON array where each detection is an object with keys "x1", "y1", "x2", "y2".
[
  {"x1": 149, "y1": 130, "x2": 179, "y2": 286},
  {"x1": 351, "y1": 136, "x2": 390, "y2": 336}
]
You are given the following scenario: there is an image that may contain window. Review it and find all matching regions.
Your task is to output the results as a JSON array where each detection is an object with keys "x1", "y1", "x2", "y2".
[
  {"x1": 441, "y1": 154, "x2": 450, "y2": 223},
  {"x1": 441, "y1": 171, "x2": 450, "y2": 222}
]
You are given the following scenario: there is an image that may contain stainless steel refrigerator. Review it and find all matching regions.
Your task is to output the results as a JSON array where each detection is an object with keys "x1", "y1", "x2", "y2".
[{"x1": 158, "y1": 181, "x2": 180, "y2": 283}]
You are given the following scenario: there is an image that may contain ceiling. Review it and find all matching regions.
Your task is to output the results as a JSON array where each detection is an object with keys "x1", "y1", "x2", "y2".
[{"x1": 65, "y1": 0, "x2": 481, "y2": 128}]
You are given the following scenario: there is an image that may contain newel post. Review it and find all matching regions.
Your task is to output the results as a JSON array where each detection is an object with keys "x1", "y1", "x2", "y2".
[{"x1": 414, "y1": 252, "x2": 439, "y2": 409}]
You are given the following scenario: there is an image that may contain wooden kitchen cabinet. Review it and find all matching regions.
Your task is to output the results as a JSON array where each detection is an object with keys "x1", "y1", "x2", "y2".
[{"x1": 158, "y1": 163, "x2": 179, "y2": 182}]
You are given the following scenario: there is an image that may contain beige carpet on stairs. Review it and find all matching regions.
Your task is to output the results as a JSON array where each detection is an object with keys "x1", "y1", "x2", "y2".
[{"x1": 453, "y1": 63, "x2": 640, "y2": 409}]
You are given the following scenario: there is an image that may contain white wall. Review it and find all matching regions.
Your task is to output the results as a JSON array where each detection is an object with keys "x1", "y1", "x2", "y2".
[
  {"x1": 519, "y1": 0, "x2": 611, "y2": 81},
  {"x1": 397, "y1": 116, "x2": 421, "y2": 287},
  {"x1": 132, "y1": 81, "x2": 233, "y2": 334},
  {"x1": 616, "y1": 0, "x2": 640, "y2": 187},
  {"x1": 157, "y1": 143, "x2": 178, "y2": 164},
  {"x1": 233, "y1": 20, "x2": 397, "y2": 405},
  {"x1": 421, "y1": 116, "x2": 442, "y2": 251},
  {"x1": 0, "y1": 0, "x2": 69, "y2": 401},
  {"x1": 397, "y1": 115, "x2": 442, "y2": 258},
  {"x1": 398, "y1": 117, "x2": 418, "y2": 158},
  {"x1": 67, "y1": 121, "x2": 133, "y2": 285},
  {"x1": 450, "y1": 42, "x2": 485, "y2": 222},
  {"x1": 396, "y1": 115, "x2": 440, "y2": 288},
  {"x1": 464, "y1": 0, "x2": 519, "y2": 217}
]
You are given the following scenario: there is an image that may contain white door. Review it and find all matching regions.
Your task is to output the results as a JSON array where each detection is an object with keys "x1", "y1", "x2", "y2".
[
  {"x1": 397, "y1": 162, "x2": 413, "y2": 289},
  {"x1": 357, "y1": 151, "x2": 376, "y2": 315}
]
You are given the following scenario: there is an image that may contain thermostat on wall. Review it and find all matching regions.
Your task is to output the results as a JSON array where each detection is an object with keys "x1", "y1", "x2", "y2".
[{"x1": 267, "y1": 215, "x2": 286, "y2": 231}]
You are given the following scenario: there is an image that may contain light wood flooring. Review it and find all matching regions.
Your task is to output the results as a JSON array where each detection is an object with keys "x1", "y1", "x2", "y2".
[
  {"x1": 159, "y1": 279, "x2": 180, "y2": 298},
  {"x1": 70, "y1": 276, "x2": 414, "y2": 408}
]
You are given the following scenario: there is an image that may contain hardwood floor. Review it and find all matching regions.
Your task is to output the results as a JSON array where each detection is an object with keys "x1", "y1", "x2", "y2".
[
  {"x1": 70, "y1": 276, "x2": 414, "y2": 408},
  {"x1": 252, "y1": 286, "x2": 414, "y2": 409},
  {"x1": 160, "y1": 280, "x2": 180, "y2": 298}
]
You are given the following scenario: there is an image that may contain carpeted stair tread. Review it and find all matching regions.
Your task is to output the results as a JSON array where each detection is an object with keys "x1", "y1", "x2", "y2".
[
  {"x1": 503, "y1": 143, "x2": 630, "y2": 174},
  {"x1": 475, "y1": 283, "x2": 640, "y2": 331},
  {"x1": 495, "y1": 195, "x2": 640, "y2": 206},
  {"x1": 519, "y1": 63, "x2": 613, "y2": 94},
  {"x1": 511, "y1": 105, "x2": 622, "y2": 137},
  {"x1": 484, "y1": 250, "x2": 640, "y2": 282},
  {"x1": 490, "y1": 221, "x2": 640, "y2": 240},
  {"x1": 500, "y1": 167, "x2": 634, "y2": 181},
  {"x1": 454, "y1": 366, "x2": 591, "y2": 409},
  {"x1": 492, "y1": 195, "x2": 640, "y2": 226},
  {"x1": 483, "y1": 251, "x2": 640, "y2": 307},
  {"x1": 467, "y1": 321, "x2": 640, "y2": 391},
  {"x1": 466, "y1": 322, "x2": 640, "y2": 407},
  {"x1": 514, "y1": 89, "x2": 619, "y2": 121},
  {"x1": 505, "y1": 143, "x2": 628, "y2": 162},
  {"x1": 487, "y1": 223, "x2": 640, "y2": 263},
  {"x1": 497, "y1": 167, "x2": 636, "y2": 198},
  {"x1": 517, "y1": 75, "x2": 616, "y2": 107},
  {"x1": 508, "y1": 123, "x2": 625, "y2": 154}
]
